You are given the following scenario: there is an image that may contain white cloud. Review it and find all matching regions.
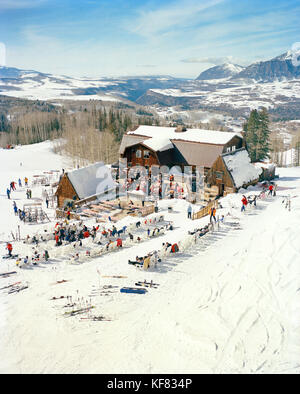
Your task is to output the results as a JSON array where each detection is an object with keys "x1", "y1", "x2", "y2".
[
  {"x1": 129, "y1": 0, "x2": 225, "y2": 39},
  {"x1": 182, "y1": 56, "x2": 236, "y2": 65}
]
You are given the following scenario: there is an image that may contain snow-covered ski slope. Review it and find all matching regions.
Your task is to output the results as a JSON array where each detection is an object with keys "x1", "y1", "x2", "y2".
[{"x1": 0, "y1": 141, "x2": 299, "y2": 373}]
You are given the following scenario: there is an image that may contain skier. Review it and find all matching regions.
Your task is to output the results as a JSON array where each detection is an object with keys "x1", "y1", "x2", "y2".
[
  {"x1": 44, "y1": 250, "x2": 49, "y2": 262},
  {"x1": 268, "y1": 184, "x2": 274, "y2": 196},
  {"x1": 209, "y1": 206, "x2": 217, "y2": 222},
  {"x1": 187, "y1": 204, "x2": 192, "y2": 219},
  {"x1": 171, "y1": 243, "x2": 179, "y2": 253},
  {"x1": 116, "y1": 238, "x2": 123, "y2": 248},
  {"x1": 24, "y1": 177, "x2": 28, "y2": 186},
  {"x1": 18, "y1": 178, "x2": 22, "y2": 187},
  {"x1": 241, "y1": 195, "x2": 248, "y2": 212},
  {"x1": 6, "y1": 242, "x2": 13, "y2": 257},
  {"x1": 13, "y1": 202, "x2": 18, "y2": 216},
  {"x1": 6, "y1": 188, "x2": 11, "y2": 199}
]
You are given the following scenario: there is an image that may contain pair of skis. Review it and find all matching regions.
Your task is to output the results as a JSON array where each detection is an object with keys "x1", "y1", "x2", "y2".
[
  {"x1": 135, "y1": 280, "x2": 159, "y2": 288},
  {"x1": 64, "y1": 305, "x2": 94, "y2": 317},
  {"x1": 2, "y1": 254, "x2": 19, "y2": 260},
  {"x1": 0, "y1": 271, "x2": 17, "y2": 278},
  {"x1": 0, "y1": 281, "x2": 22, "y2": 291},
  {"x1": 80, "y1": 315, "x2": 112, "y2": 322},
  {"x1": 8, "y1": 283, "x2": 29, "y2": 294}
]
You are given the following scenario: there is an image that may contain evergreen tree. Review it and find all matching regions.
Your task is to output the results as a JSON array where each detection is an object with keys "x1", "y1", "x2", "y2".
[{"x1": 244, "y1": 108, "x2": 270, "y2": 162}]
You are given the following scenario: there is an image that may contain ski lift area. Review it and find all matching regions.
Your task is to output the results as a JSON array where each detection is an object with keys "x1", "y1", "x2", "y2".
[{"x1": 23, "y1": 202, "x2": 50, "y2": 224}]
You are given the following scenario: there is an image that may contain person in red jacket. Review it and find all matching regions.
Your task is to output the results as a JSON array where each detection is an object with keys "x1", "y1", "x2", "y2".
[
  {"x1": 83, "y1": 230, "x2": 90, "y2": 238},
  {"x1": 268, "y1": 184, "x2": 274, "y2": 196},
  {"x1": 116, "y1": 238, "x2": 123, "y2": 248},
  {"x1": 241, "y1": 195, "x2": 248, "y2": 212},
  {"x1": 6, "y1": 242, "x2": 13, "y2": 257}
]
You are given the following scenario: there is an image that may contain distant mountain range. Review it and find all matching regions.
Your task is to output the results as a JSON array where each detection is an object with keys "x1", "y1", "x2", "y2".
[
  {"x1": 0, "y1": 51, "x2": 300, "y2": 119},
  {"x1": 196, "y1": 63, "x2": 245, "y2": 80},
  {"x1": 196, "y1": 51, "x2": 300, "y2": 82}
]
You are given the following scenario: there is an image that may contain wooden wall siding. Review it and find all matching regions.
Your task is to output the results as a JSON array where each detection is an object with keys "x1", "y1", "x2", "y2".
[
  {"x1": 223, "y1": 136, "x2": 244, "y2": 153},
  {"x1": 206, "y1": 156, "x2": 235, "y2": 196},
  {"x1": 55, "y1": 174, "x2": 79, "y2": 208},
  {"x1": 124, "y1": 145, "x2": 160, "y2": 168}
]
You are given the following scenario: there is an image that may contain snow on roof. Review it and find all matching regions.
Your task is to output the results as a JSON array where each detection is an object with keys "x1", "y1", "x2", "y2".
[
  {"x1": 142, "y1": 136, "x2": 173, "y2": 152},
  {"x1": 127, "y1": 125, "x2": 241, "y2": 146},
  {"x1": 253, "y1": 162, "x2": 276, "y2": 170},
  {"x1": 67, "y1": 162, "x2": 116, "y2": 200},
  {"x1": 222, "y1": 149, "x2": 262, "y2": 189}
]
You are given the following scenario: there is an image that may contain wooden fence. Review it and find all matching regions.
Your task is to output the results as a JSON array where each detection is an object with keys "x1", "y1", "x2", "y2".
[{"x1": 192, "y1": 200, "x2": 218, "y2": 220}]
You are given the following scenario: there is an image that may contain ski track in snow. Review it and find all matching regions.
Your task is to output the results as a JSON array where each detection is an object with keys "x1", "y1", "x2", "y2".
[{"x1": 0, "y1": 142, "x2": 300, "y2": 373}]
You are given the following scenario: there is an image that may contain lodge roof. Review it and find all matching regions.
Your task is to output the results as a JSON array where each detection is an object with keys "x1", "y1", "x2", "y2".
[
  {"x1": 221, "y1": 148, "x2": 262, "y2": 189},
  {"x1": 65, "y1": 162, "x2": 116, "y2": 200},
  {"x1": 120, "y1": 125, "x2": 242, "y2": 167}
]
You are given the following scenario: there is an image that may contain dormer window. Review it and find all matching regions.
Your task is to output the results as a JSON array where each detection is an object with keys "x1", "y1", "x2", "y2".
[
  {"x1": 136, "y1": 149, "x2": 142, "y2": 158},
  {"x1": 144, "y1": 150, "x2": 150, "y2": 158}
]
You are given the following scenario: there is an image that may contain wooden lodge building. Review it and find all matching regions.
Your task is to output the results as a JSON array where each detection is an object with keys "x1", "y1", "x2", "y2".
[
  {"x1": 120, "y1": 125, "x2": 262, "y2": 199},
  {"x1": 206, "y1": 148, "x2": 262, "y2": 197},
  {"x1": 55, "y1": 162, "x2": 116, "y2": 208},
  {"x1": 119, "y1": 125, "x2": 245, "y2": 176}
]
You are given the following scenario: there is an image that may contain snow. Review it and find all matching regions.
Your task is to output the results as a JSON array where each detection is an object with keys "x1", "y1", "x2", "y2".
[
  {"x1": 67, "y1": 162, "x2": 117, "y2": 200},
  {"x1": 0, "y1": 75, "x2": 121, "y2": 102},
  {"x1": 222, "y1": 149, "x2": 262, "y2": 188},
  {"x1": 142, "y1": 136, "x2": 173, "y2": 152},
  {"x1": 128, "y1": 125, "x2": 241, "y2": 145},
  {"x1": 0, "y1": 141, "x2": 300, "y2": 373}
]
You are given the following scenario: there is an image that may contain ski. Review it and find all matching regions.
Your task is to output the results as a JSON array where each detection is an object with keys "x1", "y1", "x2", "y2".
[
  {"x1": 0, "y1": 271, "x2": 17, "y2": 277},
  {"x1": 64, "y1": 306, "x2": 94, "y2": 316},
  {"x1": 136, "y1": 280, "x2": 160, "y2": 287},
  {"x1": 50, "y1": 295, "x2": 70, "y2": 300},
  {"x1": 2, "y1": 255, "x2": 19, "y2": 260},
  {"x1": 80, "y1": 315, "x2": 112, "y2": 321},
  {"x1": 8, "y1": 285, "x2": 28, "y2": 294},
  {"x1": 135, "y1": 282, "x2": 159, "y2": 288},
  {"x1": 0, "y1": 281, "x2": 21, "y2": 291},
  {"x1": 101, "y1": 275, "x2": 127, "y2": 279},
  {"x1": 51, "y1": 279, "x2": 69, "y2": 285}
]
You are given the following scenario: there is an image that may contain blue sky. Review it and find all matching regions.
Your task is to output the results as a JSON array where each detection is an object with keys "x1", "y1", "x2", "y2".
[{"x1": 0, "y1": 0, "x2": 299, "y2": 78}]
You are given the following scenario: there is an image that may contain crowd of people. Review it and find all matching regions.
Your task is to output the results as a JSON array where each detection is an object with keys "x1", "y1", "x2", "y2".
[
  {"x1": 240, "y1": 182, "x2": 276, "y2": 212},
  {"x1": 120, "y1": 169, "x2": 187, "y2": 201},
  {"x1": 12, "y1": 214, "x2": 170, "y2": 268},
  {"x1": 6, "y1": 177, "x2": 29, "y2": 199}
]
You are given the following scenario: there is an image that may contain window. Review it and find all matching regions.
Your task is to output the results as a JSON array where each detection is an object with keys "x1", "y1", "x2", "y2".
[
  {"x1": 232, "y1": 146, "x2": 236, "y2": 151},
  {"x1": 215, "y1": 171, "x2": 223, "y2": 180},
  {"x1": 136, "y1": 149, "x2": 142, "y2": 158},
  {"x1": 226, "y1": 147, "x2": 231, "y2": 153},
  {"x1": 143, "y1": 150, "x2": 150, "y2": 158}
]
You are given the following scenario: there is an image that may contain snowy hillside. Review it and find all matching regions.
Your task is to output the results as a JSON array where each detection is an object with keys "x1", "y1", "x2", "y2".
[
  {"x1": 1, "y1": 51, "x2": 300, "y2": 118},
  {"x1": 0, "y1": 67, "x2": 121, "y2": 102},
  {"x1": 0, "y1": 141, "x2": 300, "y2": 373},
  {"x1": 196, "y1": 63, "x2": 245, "y2": 80}
]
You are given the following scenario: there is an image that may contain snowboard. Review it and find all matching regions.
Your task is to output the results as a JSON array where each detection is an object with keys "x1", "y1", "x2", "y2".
[{"x1": 120, "y1": 287, "x2": 147, "y2": 294}]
